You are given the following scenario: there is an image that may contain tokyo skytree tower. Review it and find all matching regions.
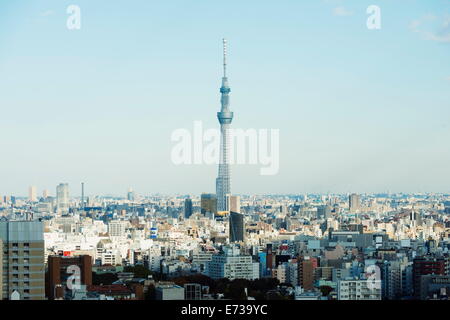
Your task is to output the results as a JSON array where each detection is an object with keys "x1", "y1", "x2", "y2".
[{"x1": 216, "y1": 38, "x2": 233, "y2": 212}]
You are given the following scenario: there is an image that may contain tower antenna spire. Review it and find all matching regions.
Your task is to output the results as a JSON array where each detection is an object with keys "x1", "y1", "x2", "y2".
[{"x1": 223, "y1": 38, "x2": 227, "y2": 77}]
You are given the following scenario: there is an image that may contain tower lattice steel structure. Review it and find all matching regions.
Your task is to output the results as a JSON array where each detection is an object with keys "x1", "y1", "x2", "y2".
[{"x1": 216, "y1": 38, "x2": 233, "y2": 212}]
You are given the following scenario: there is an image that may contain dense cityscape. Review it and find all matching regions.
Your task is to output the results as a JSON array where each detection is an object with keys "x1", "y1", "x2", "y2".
[{"x1": 2, "y1": 188, "x2": 450, "y2": 300}]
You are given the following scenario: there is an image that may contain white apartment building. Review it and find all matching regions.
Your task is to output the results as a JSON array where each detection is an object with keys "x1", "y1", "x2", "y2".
[
  {"x1": 108, "y1": 221, "x2": 128, "y2": 237},
  {"x1": 101, "y1": 249, "x2": 122, "y2": 266},
  {"x1": 148, "y1": 245, "x2": 165, "y2": 272},
  {"x1": 275, "y1": 263, "x2": 287, "y2": 283},
  {"x1": 191, "y1": 252, "x2": 213, "y2": 271},
  {"x1": 206, "y1": 246, "x2": 259, "y2": 280},
  {"x1": 337, "y1": 279, "x2": 382, "y2": 300}
]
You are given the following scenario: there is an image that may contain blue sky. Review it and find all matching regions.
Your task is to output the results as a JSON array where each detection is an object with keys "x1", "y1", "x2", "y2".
[{"x1": 0, "y1": 0, "x2": 449, "y2": 197}]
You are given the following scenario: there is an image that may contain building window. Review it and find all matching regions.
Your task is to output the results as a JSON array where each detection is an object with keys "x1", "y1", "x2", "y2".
[{"x1": 24, "y1": 243, "x2": 30, "y2": 248}]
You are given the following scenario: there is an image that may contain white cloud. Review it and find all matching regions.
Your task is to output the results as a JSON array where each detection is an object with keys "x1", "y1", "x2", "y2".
[
  {"x1": 410, "y1": 14, "x2": 450, "y2": 43},
  {"x1": 333, "y1": 6, "x2": 353, "y2": 17}
]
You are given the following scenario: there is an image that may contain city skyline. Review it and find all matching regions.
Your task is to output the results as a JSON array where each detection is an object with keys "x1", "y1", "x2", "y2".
[
  {"x1": 1, "y1": 0, "x2": 450, "y2": 196},
  {"x1": 8, "y1": 183, "x2": 450, "y2": 199},
  {"x1": 2, "y1": 0, "x2": 450, "y2": 305}
]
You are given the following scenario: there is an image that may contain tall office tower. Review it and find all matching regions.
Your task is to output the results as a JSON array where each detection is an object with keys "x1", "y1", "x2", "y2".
[
  {"x1": 28, "y1": 186, "x2": 37, "y2": 202},
  {"x1": 184, "y1": 198, "x2": 193, "y2": 219},
  {"x1": 127, "y1": 188, "x2": 135, "y2": 201},
  {"x1": 349, "y1": 193, "x2": 361, "y2": 213},
  {"x1": 46, "y1": 255, "x2": 92, "y2": 300},
  {"x1": 42, "y1": 189, "x2": 49, "y2": 199},
  {"x1": 0, "y1": 220, "x2": 45, "y2": 300},
  {"x1": 201, "y1": 193, "x2": 217, "y2": 215},
  {"x1": 56, "y1": 183, "x2": 69, "y2": 214},
  {"x1": 216, "y1": 38, "x2": 234, "y2": 212},
  {"x1": 229, "y1": 211, "x2": 244, "y2": 243},
  {"x1": 81, "y1": 182, "x2": 85, "y2": 209}
]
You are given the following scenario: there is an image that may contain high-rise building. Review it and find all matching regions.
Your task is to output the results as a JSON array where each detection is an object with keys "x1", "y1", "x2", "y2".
[
  {"x1": 81, "y1": 182, "x2": 85, "y2": 209},
  {"x1": 42, "y1": 189, "x2": 49, "y2": 199},
  {"x1": 200, "y1": 193, "x2": 217, "y2": 215},
  {"x1": 266, "y1": 243, "x2": 275, "y2": 272},
  {"x1": 46, "y1": 255, "x2": 93, "y2": 300},
  {"x1": 349, "y1": 193, "x2": 361, "y2": 213},
  {"x1": 216, "y1": 39, "x2": 234, "y2": 212},
  {"x1": 297, "y1": 256, "x2": 317, "y2": 291},
  {"x1": 0, "y1": 220, "x2": 45, "y2": 300},
  {"x1": 381, "y1": 260, "x2": 412, "y2": 300},
  {"x1": 419, "y1": 275, "x2": 450, "y2": 300},
  {"x1": 28, "y1": 186, "x2": 37, "y2": 202},
  {"x1": 413, "y1": 256, "x2": 446, "y2": 298},
  {"x1": 229, "y1": 211, "x2": 244, "y2": 243},
  {"x1": 56, "y1": 183, "x2": 69, "y2": 214},
  {"x1": 127, "y1": 188, "x2": 135, "y2": 201},
  {"x1": 184, "y1": 198, "x2": 193, "y2": 219},
  {"x1": 317, "y1": 205, "x2": 332, "y2": 219},
  {"x1": 228, "y1": 195, "x2": 240, "y2": 213}
]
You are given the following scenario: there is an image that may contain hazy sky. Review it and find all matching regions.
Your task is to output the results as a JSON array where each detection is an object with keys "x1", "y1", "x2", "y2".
[{"x1": 0, "y1": 0, "x2": 449, "y2": 197}]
